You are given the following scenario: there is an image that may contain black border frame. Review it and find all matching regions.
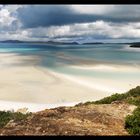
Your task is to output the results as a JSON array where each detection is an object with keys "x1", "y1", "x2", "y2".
[
  {"x1": 0, "y1": 0, "x2": 140, "y2": 4},
  {"x1": 0, "y1": 0, "x2": 140, "y2": 139}
]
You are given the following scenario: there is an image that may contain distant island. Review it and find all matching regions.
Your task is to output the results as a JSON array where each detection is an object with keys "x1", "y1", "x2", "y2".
[
  {"x1": 0, "y1": 40, "x2": 25, "y2": 43},
  {"x1": 0, "y1": 40, "x2": 105, "y2": 45},
  {"x1": 0, "y1": 40, "x2": 104, "y2": 45},
  {"x1": 1, "y1": 40, "x2": 139, "y2": 46},
  {"x1": 45, "y1": 41, "x2": 79, "y2": 45},
  {"x1": 82, "y1": 42, "x2": 103, "y2": 45},
  {"x1": 1, "y1": 40, "x2": 136, "y2": 46},
  {"x1": 0, "y1": 40, "x2": 79, "y2": 45},
  {"x1": 130, "y1": 42, "x2": 140, "y2": 48}
]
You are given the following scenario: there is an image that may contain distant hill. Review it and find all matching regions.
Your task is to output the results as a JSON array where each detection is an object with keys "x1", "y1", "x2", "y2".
[
  {"x1": 0, "y1": 40, "x2": 79, "y2": 45},
  {"x1": 0, "y1": 40, "x2": 24, "y2": 43},
  {"x1": 130, "y1": 42, "x2": 140, "y2": 48},
  {"x1": 82, "y1": 42, "x2": 104, "y2": 45},
  {"x1": 44, "y1": 41, "x2": 79, "y2": 45},
  {"x1": 0, "y1": 40, "x2": 135, "y2": 46}
]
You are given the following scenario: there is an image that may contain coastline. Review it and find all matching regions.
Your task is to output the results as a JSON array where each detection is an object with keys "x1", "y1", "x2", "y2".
[
  {"x1": 0, "y1": 52, "x2": 139, "y2": 112},
  {"x1": 0, "y1": 100, "x2": 79, "y2": 112}
]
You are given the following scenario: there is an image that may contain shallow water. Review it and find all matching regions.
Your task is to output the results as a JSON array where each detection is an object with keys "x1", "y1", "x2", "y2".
[{"x1": 0, "y1": 43, "x2": 140, "y2": 84}]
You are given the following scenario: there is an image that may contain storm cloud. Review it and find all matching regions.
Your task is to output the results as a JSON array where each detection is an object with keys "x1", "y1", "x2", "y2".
[
  {"x1": 17, "y1": 5, "x2": 104, "y2": 28},
  {"x1": 17, "y1": 5, "x2": 140, "y2": 29},
  {"x1": 1, "y1": 5, "x2": 140, "y2": 42}
]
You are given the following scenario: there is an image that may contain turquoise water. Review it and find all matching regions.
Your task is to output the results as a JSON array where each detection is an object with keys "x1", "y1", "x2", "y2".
[
  {"x1": 0, "y1": 43, "x2": 140, "y2": 80},
  {"x1": 1, "y1": 43, "x2": 140, "y2": 64}
]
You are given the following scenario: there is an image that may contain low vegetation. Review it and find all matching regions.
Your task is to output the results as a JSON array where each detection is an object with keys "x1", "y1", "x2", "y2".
[
  {"x1": 125, "y1": 107, "x2": 140, "y2": 135},
  {"x1": 76, "y1": 88, "x2": 133, "y2": 107},
  {"x1": 0, "y1": 111, "x2": 31, "y2": 128},
  {"x1": 0, "y1": 86, "x2": 140, "y2": 135},
  {"x1": 82, "y1": 86, "x2": 140, "y2": 135},
  {"x1": 80, "y1": 86, "x2": 140, "y2": 105}
]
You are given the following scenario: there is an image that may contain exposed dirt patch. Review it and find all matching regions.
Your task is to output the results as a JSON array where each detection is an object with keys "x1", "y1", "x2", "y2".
[{"x1": 0, "y1": 102, "x2": 136, "y2": 136}]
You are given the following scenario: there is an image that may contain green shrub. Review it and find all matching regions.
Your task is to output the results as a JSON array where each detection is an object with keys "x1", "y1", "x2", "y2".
[
  {"x1": 127, "y1": 86, "x2": 140, "y2": 97},
  {"x1": 0, "y1": 111, "x2": 13, "y2": 128},
  {"x1": 125, "y1": 107, "x2": 140, "y2": 135},
  {"x1": 94, "y1": 93, "x2": 127, "y2": 104},
  {"x1": 0, "y1": 111, "x2": 31, "y2": 128},
  {"x1": 83, "y1": 86, "x2": 140, "y2": 105},
  {"x1": 126, "y1": 97, "x2": 140, "y2": 106},
  {"x1": 79, "y1": 86, "x2": 140, "y2": 135},
  {"x1": 11, "y1": 112, "x2": 31, "y2": 121}
]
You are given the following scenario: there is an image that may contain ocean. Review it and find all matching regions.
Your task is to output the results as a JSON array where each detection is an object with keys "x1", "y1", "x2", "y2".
[{"x1": 0, "y1": 43, "x2": 140, "y2": 80}]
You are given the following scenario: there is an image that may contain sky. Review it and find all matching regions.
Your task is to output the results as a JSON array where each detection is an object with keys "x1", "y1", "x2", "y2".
[{"x1": 0, "y1": 5, "x2": 140, "y2": 43}]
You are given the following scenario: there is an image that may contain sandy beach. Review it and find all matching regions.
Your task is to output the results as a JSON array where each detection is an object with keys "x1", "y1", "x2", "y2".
[{"x1": 0, "y1": 52, "x2": 139, "y2": 112}]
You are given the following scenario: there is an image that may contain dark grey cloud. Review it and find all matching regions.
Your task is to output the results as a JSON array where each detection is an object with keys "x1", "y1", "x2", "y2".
[
  {"x1": 16, "y1": 5, "x2": 140, "y2": 29},
  {"x1": 17, "y1": 5, "x2": 100, "y2": 28},
  {"x1": 1, "y1": 5, "x2": 140, "y2": 42}
]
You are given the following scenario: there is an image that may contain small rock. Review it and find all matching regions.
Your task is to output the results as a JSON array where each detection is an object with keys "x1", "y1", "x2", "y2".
[{"x1": 36, "y1": 127, "x2": 42, "y2": 131}]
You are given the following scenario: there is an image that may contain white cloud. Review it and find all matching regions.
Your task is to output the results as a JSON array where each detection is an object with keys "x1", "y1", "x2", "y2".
[
  {"x1": 28, "y1": 21, "x2": 140, "y2": 39},
  {"x1": 0, "y1": 8, "x2": 15, "y2": 26},
  {"x1": 3, "y1": 5, "x2": 23, "y2": 13},
  {"x1": 1, "y1": 19, "x2": 140, "y2": 42},
  {"x1": 71, "y1": 5, "x2": 115, "y2": 15}
]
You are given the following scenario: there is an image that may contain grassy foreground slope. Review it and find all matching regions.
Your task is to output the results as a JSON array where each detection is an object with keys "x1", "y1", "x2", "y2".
[
  {"x1": 0, "y1": 111, "x2": 31, "y2": 128},
  {"x1": 0, "y1": 86, "x2": 140, "y2": 135},
  {"x1": 81, "y1": 86, "x2": 140, "y2": 135},
  {"x1": 81, "y1": 86, "x2": 140, "y2": 106}
]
